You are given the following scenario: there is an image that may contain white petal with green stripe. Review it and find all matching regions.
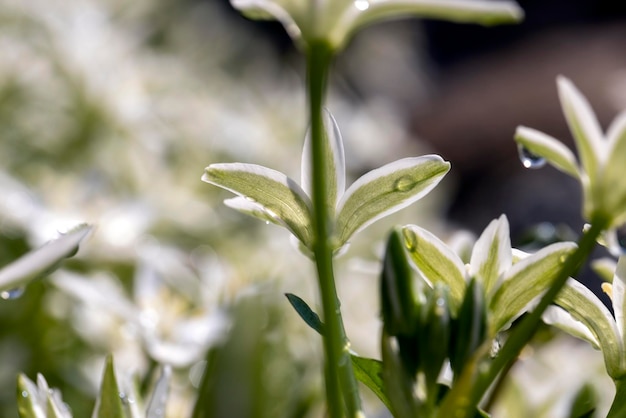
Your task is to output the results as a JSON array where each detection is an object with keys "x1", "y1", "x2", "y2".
[
  {"x1": 514, "y1": 126, "x2": 579, "y2": 178},
  {"x1": 598, "y1": 112, "x2": 626, "y2": 226},
  {"x1": 543, "y1": 305, "x2": 599, "y2": 348},
  {"x1": 402, "y1": 224, "x2": 465, "y2": 312},
  {"x1": 489, "y1": 241, "x2": 577, "y2": 334},
  {"x1": 469, "y1": 214, "x2": 511, "y2": 295},
  {"x1": 335, "y1": 155, "x2": 449, "y2": 248},
  {"x1": 202, "y1": 163, "x2": 313, "y2": 247},
  {"x1": 557, "y1": 76, "x2": 604, "y2": 182}
]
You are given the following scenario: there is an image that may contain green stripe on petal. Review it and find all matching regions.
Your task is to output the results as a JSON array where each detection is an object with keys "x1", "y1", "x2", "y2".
[
  {"x1": 542, "y1": 305, "x2": 599, "y2": 348},
  {"x1": 489, "y1": 241, "x2": 576, "y2": 334},
  {"x1": 554, "y1": 279, "x2": 624, "y2": 379},
  {"x1": 335, "y1": 155, "x2": 449, "y2": 248},
  {"x1": 401, "y1": 224, "x2": 465, "y2": 312},
  {"x1": 469, "y1": 215, "x2": 512, "y2": 295},
  {"x1": 514, "y1": 126, "x2": 580, "y2": 178},
  {"x1": 203, "y1": 163, "x2": 313, "y2": 247}
]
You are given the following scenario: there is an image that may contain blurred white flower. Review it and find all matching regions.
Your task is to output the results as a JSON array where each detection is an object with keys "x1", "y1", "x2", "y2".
[{"x1": 53, "y1": 242, "x2": 229, "y2": 368}]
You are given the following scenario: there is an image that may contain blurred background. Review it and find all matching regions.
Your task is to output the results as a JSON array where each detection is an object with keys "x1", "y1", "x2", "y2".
[{"x1": 0, "y1": 0, "x2": 624, "y2": 416}]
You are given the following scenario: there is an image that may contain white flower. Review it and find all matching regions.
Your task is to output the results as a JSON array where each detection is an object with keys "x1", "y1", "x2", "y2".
[
  {"x1": 203, "y1": 110, "x2": 450, "y2": 255},
  {"x1": 515, "y1": 76, "x2": 626, "y2": 229},
  {"x1": 403, "y1": 214, "x2": 577, "y2": 335},
  {"x1": 232, "y1": 0, "x2": 523, "y2": 51}
]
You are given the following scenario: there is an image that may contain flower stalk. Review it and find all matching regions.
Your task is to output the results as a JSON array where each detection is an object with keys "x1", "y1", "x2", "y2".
[{"x1": 307, "y1": 40, "x2": 362, "y2": 417}]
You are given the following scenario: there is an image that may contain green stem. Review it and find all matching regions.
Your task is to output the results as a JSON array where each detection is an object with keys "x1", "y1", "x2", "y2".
[
  {"x1": 447, "y1": 217, "x2": 608, "y2": 417},
  {"x1": 306, "y1": 41, "x2": 362, "y2": 418}
]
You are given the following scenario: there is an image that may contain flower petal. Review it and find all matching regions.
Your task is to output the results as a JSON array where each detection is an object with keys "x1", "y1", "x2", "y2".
[
  {"x1": 542, "y1": 305, "x2": 599, "y2": 348},
  {"x1": 557, "y1": 76, "x2": 605, "y2": 181},
  {"x1": 469, "y1": 215, "x2": 512, "y2": 295},
  {"x1": 401, "y1": 224, "x2": 466, "y2": 312},
  {"x1": 301, "y1": 109, "x2": 346, "y2": 215},
  {"x1": 203, "y1": 163, "x2": 313, "y2": 247},
  {"x1": 612, "y1": 256, "x2": 626, "y2": 349},
  {"x1": 489, "y1": 242, "x2": 577, "y2": 334},
  {"x1": 598, "y1": 111, "x2": 626, "y2": 226},
  {"x1": 335, "y1": 0, "x2": 523, "y2": 50},
  {"x1": 514, "y1": 126, "x2": 580, "y2": 178},
  {"x1": 0, "y1": 224, "x2": 92, "y2": 294},
  {"x1": 554, "y1": 278, "x2": 624, "y2": 379},
  {"x1": 230, "y1": 0, "x2": 302, "y2": 40},
  {"x1": 335, "y1": 155, "x2": 449, "y2": 247}
]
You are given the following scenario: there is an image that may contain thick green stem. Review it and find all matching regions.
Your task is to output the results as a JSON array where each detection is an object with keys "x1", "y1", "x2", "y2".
[
  {"x1": 444, "y1": 217, "x2": 608, "y2": 417},
  {"x1": 306, "y1": 41, "x2": 362, "y2": 418}
]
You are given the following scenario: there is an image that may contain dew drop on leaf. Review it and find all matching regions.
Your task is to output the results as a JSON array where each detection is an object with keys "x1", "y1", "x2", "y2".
[
  {"x1": 1, "y1": 287, "x2": 25, "y2": 300},
  {"x1": 394, "y1": 176, "x2": 414, "y2": 192},
  {"x1": 517, "y1": 145, "x2": 546, "y2": 169}
]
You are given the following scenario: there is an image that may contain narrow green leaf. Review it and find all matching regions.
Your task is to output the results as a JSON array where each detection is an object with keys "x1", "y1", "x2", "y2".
[
  {"x1": 381, "y1": 228, "x2": 417, "y2": 336},
  {"x1": 402, "y1": 224, "x2": 466, "y2": 313},
  {"x1": 451, "y1": 279, "x2": 487, "y2": 377},
  {"x1": 202, "y1": 163, "x2": 313, "y2": 247},
  {"x1": 0, "y1": 224, "x2": 92, "y2": 293},
  {"x1": 94, "y1": 355, "x2": 125, "y2": 418},
  {"x1": 469, "y1": 215, "x2": 512, "y2": 295},
  {"x1": 335, "y1": 155, "x2": 450, "y2": 248},
  {"x1": 381, "y1": 332, "x2": 419, "y2": 418},
  {"x1": 285, "y1": 293, "x2": 324, "y2": 335},
  {"x1": 568, "y1": 383, "x2": 597, "y2": 418},
  {"x1": 350, "y1": 356, "x2": 392, "y2": 412},
  {"x1": 489, "y1": 242, "x2": 577, "y2": 334}
]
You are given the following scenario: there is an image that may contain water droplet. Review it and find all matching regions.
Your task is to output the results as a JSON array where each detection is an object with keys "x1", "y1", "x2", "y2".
[
  {"x1": 265, "y1": 220, "x2": 270, "y2": 225},
  {"x1": 517, "y1": 145, "x2": 546, "y2": 169},
  {"x1": 354, "y1": 0, "x2": 369, "y2": 10},
  {"x1": 21, "y1": 390, "x2": 28, "y2": 398},
  {"x1": 1, "y1": 287, "x2": 25, "y2": 300},
  {"x1": 393, "y1": 176, "x2": 415, "y2": 192},
  {"x1": 402, "y1": 228, "x2": 418, "y2": 252}
]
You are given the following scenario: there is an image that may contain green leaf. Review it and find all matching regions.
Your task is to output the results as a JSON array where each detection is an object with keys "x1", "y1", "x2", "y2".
[
  {"x1": 93, "y1": 355, "x2": 125, "y2": 418},
  {"x1": 0, "y1": 224, "x2": 92, "y2": 293},
  {"x1": 301, "y1": 109, "x2": 345, "y2": 217},
  {"x1": 469, "y1": 215, "x2": 512, "y2": 295},
  {"x1": 285, "y1": 293, "x2": 324, "y2": 335},
  {"x1": 402, "y1": 224, "x2": 466, "y2": 313},
  {"x1": 350, "y1": 356, "x2": 392, "y2": 412},
  {"x1": 451, "y1": 279, "x2": 487, "y2": 377},
  {"x1": 557, "y1": 76, "x2": 604, "y2": 184},
  {"x1": 420, "y1": 285, "x2": 451, "y2": 395},
  {"x1": 381, "y1": 228, "x2": 418, "y2": 336},
  {"x1": 335, "y1": 155, "x2": 449, "y2": 248},
  {"x1": 514, "y1": 126, "x2": 579, "y2": 178},
  {"x1": 489, "y1": 242, "x2": 577, "y2": 334},
  {"x1": 202, "y1": 163, "x2": 313, "y2": 247},
  {"x1": 568, "y1": 383, "x2": 597, "y2": 418},
  {"x1": 381, "y1": 332, "x2": 419, "y2": 418}
]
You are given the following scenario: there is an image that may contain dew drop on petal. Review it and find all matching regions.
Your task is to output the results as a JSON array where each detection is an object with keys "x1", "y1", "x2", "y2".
[
  {"x1": 402, "y1": 228, "x2": 418, "y2": 252},
  {"x1": 394, "y1": 176, "x2": 415, "y2": 192},
  {"x1": 354, "y1": 0, "x2": 369, "y2": 10},
  {"x1": 1, "y1": 287, "x2": 25, "y2": 300},
  {"x1": 517, "y1": 145, "x2": 546, "y2": 169},
  {"x1": 21, "y1": 390, "x2": 28, "y2": 398}
]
